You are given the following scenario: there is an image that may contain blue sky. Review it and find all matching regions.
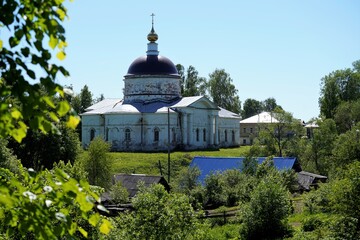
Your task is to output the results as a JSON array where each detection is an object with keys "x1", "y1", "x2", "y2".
[{"x1": 57, "y1": 0, "x2": 360, "y2": 121}]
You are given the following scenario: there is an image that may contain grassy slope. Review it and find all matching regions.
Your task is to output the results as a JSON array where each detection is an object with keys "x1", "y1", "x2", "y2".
[{"x1": 109, "y1": 146, "x2": 251, "y2": 176}]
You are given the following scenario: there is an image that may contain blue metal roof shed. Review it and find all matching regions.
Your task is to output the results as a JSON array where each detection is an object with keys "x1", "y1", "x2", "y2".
[{"x1": 190, "y1": 156, "x2": 301, "y2": 185}]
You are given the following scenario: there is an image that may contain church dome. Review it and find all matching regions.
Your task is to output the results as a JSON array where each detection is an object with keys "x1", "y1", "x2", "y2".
[{"x1": 127, "y1": 55, "x2": 178, "y2": 75}]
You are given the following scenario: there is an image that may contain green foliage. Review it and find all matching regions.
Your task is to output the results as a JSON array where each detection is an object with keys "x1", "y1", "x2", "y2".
[
  {"x1": 303, "y1": 183, "x2": 331, "y2": 214},
  {"x1": 52, "y1": 160, "x2": 88, "y2": 182},
  {"x1": 172, "y1": 166, "x2": 206, "y2": 208},
  {"x1": 319, "y1": 60, "x2": 360, "y2": 119},
  {"x1": 0, "y1": 139, "x2": 21, "y2": 174},
  {"x1": 177, "y1": 65, "x2": 207, "y2": 97},
  {"x1": 82, "y1": 137, "x2": 112, "y2": 189},
  {"x1": 206, "y1": 224, "x2": 240, "y2": 240},
  {"x1": 242, "y1": 98, "x2": 263, "y2": 119},
  {"x1": 334, "y1": 99, "x2": 360, "y2": 133},
  {"x1": 205, "y1": 172, "x2": 227, "y2": 207},
  {"x1": 0, "y1": 0, "x2": 80, "y2": 142},
  {"x1": 173, "y1": 166, "x2": 200, "y2": 194},
  {"x1": 7, "y1": 122, "x2": 81, "y2": 170},
  {"x1": 112, "y1": 184, "x2": 209, "y2": 240},
  {"x1": 0, "y1": 167, "x2": 111, "y2": 239},
  {"x1": 328, "y1": 216, "x2": 360, "y2": 240},
  {"x1": 301, "y1": 215, "x2": 323, "y2": 232},
  {"x1": 301, "y1": 162, "x2": 360, "y2": 238},
  {"x1": 242, "y1": 97, "x2": 281, "y2": 119},
  {"x1": 208, "y1": 69, "x2": 241, "y2": 114},
  {"x1": 70, "y1": 84, "x2": 93, "y2": 115},
  {"x1": 328, "y1": 161, "x2": 360, "y2": 219},
  {"x1": 239, "y1": 175, "x2": 293, "y2": 240},
  {"x1": 298, "y1": 118, "x2": 337, "y2": 175},
  {"x1": 255, "y1": 109, "x2": 304, "y2": 157},
  {"x1": 331, "y1": 124, "x2": 360, "y2": 170},
  {"x1": 109, "y1": 181, "x2": 129, "y2": 204},
  {"x1": 222, "y1": 169, "x2": 255, "y2": 206}
]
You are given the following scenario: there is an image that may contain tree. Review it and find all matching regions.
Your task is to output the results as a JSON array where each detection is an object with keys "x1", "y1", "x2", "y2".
[
  {"x1": 95, "y1": 93, "x2": 105, "y2": 103},
  {"x1": 239, "y1": 175, "x2": 292, "y2": 240},
  {"x1": 262, "y1": 97, "x2": 280, "y2": 112},
  {"x1": 299, "y1": 118, "x2": 337, "y2": 175},
  {"x1": 0, "y1": 139, "x2": 21, "y2": 174},
  {"x1": 176, "y1": 65, "x2": 207, "y2": 97},
  {"x1": 113, "y1": 184, "x2": 208, "y2": 240},
  {"x1": 334, "y1": 99, "x2": 360, "y2": 133},
  {"x1": 256, "y1": 109, "x2": 304, "y2": 157},
  {"x1": 176, "y1": 64, "x2": 185, "y2": 94},
  {"x1": 174, "y1": 166, "x2": 201, "y2": 195},
  {"x1": 208, "y1": 69, "x2": 241, "y2": 113},
  {"x1": 0, "y1": 0, "x2": 79, "y2": 143},
  {"x1": 242, "y1": 98, "x2": 263, "y2": 118},
  {"x1": 319, "y1": 60, "x2": 360, "y2": 119},
  {"x1": 0, "y1": 167, "x2": 111, "y2": 239},
  {"x1": 7, "y1": 122, "x2": 81, "y2": 170},
  {"x1": 83, "y1": 137, "x2": 112, "y2": 189},
  {"x1": 71, "y1": 85, "x2": 93, "y2": 115},
  {"x1": 109, "y1": 181, "x2": 129, "y2": 204},
  {"x1": 331, "y1": 124, "x2": 360, "y2": 169},
  {"x1": 0, "y1": 1, "x2": 110, "y2": 238},
  {"x1": 204, "y1": 172, "x2": 226, "y2": 207},
  {"x1": 183, "y1": 65, "x2": 207, "y2": 97}
]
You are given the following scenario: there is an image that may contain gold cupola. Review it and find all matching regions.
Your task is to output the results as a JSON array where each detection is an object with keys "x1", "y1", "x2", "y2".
[{"x1": 147, "y1": 13, "x2": 158, "y2": 42}]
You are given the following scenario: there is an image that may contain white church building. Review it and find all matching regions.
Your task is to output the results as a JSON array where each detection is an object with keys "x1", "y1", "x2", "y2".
[{"x1": 81, "y1": 21, "x2": 241, "y2": 152}]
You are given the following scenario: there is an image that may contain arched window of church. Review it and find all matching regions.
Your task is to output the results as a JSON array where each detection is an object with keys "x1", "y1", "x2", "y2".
[
  {"x1": 90, "y1": 128, "x2": 95, "y2": 141},
  {"x1": 125, "y1": 128, "x2": 131, "y2": 141},
  {"x1": 154, "y1": 128, "x2": 160, "y2": 142},
  {"x1": 225, "y1": 130, "x2": 228, "y2": 142},
  {"x1": 232, "y1": 130, "x2": 235, "y2": 142},
  {"x1": 203, "y1": 129, "x2": 206, "y2": 141},
  {"x1": 196, "y1": 128, "x2": 199, "y2": 141}
]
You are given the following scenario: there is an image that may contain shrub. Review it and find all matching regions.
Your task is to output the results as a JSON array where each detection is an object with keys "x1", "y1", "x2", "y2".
[
  {"x1": 302, "y1": 215, "x2": 323, "y2": 232},
  {"x1": 239, "y1": 176, "x2": 293, "y2": 240}
]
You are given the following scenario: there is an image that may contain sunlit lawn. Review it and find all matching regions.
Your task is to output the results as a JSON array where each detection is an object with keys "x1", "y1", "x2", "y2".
[{"x1": 109, "y1": 146, "x2": 251, "y2": 175}]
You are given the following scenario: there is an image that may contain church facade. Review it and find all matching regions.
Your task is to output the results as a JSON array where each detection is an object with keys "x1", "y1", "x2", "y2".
[{"x1": 81, "y1": 22, "x2": 241, "y2": 152}]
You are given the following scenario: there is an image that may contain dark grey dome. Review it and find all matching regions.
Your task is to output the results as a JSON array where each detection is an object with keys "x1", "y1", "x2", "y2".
[{"x1": 127, "y1": 55, "x2": 179, "y2": 75}]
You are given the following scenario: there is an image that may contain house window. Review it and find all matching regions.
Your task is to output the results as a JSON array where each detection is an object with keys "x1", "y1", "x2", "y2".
[
  {"x1": 250, "y1": 128, "x2": 253, "y2": 133},
  {"x1": 243, "y1": 128, "x2": 246, "y2": 133},
  {"x1": 90, "y1": 129, "x2": 95, "y2": 141},
  {"x1": 154, "y1": 128, "x2": 159, "y2": 142},
  {"x1": 105, "y1": 128, "x2": 109, "y2": 141},
  {"x1": 203, "y1": 129, "x2": 206, "y2": 141},
  {"x1": 225, "y1": 130, "x2": 228, "y2": 142},
  {"x1": 125, "y1": 128, "x2": 131, "y2": 141},
  {"x1": 196, "y1": 128, "x2": 199, "y2": 141},
  {"x1": 232, "y1": 130, "x2": 235, "y2": 142},
  {"x1": 218, "y1": 129, "x2": 220, "y2": 142},
  {"x1": 243, "y1": 139, "x2": 247, "y2": 145}
]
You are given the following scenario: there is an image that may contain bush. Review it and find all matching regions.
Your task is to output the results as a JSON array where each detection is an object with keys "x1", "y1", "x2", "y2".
[
  {"x1": 302, "y1": 216, "x2": 323, "y2": 232},
  {"x1": 205, "y1": 172, "x2": 226, "y2": 207},
  {"x1": 82, "y1": 137, "x2": 112, "y2": 189},
  {"x1": 239, "y1": 176, "x2": 293, "y2": 240},
  {"x1": 113, "y1": 184, "x2": 209, "y2": 239},
  {"x1": 109, "y1": 181, "x2": 129, "y2": 204},
  {"x1": 328, "y1": 216, "x2": 359, "y2": 240}
]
